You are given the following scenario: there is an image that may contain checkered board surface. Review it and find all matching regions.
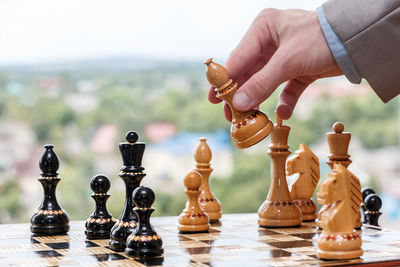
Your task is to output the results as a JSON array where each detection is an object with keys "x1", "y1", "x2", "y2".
[{"x1": 1, "y1": 214, "x2": 400, "y2": 266}]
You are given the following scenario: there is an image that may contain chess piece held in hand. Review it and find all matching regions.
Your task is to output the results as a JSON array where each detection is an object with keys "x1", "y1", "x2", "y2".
[
  {"x1": 31, "y1": 145, "x2": 70, "y2": 235},
  {"x1": 317, "y1": 164, "x2": 363, "y2": 260},
  {"x1": 125, "y1": 186, "x2": 164, "y2": 260},
  {"x1": 258, "y1": 112, "x2": 302, "y2": 227},
  {"x1": 178, "y1": 171, "x2": 210, "y2": 233},
  {"x1": 195, "y1": 138, "x2": 221, "y2": 222},
  {"x1": 204, "y1": 58, "x2": 273, "y2": 149},
  {"x1": 287, "y1": 144, "x2": 320, "y2": 221},
  {"x1": 85, "y1": 174, "x2": 116, "y2": 239}
]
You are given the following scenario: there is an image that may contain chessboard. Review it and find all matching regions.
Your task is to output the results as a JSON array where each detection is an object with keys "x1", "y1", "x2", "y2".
[{"x1": 1, "y1": 214, "x2": 400, "y2": 266}]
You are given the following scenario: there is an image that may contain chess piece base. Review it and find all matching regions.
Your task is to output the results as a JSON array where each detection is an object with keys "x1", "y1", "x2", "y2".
[
  {"x1": 178, "y1": 223, "x2": 210, "y2": 233},
  {"x1": 318, "y1": 249, "x2": 363, "y2": 260},
  {"x1": 317, "y1": 231, "x2": 363, "y2": 260},
  {"x1": 234, "y1": 120, "x2": 273, "y2": 149},
  {"x1": 258, "y1": 218, "x2": 301, "y2": 228},
  {"x1": 31, "y1": 213, "x2": 70, "y2": 235},
  {"x1": 205, "y1": 211, "x2": 221, "y2": 223},
  {"x1": 85, "y1": 229, "x2": 111, "y2": 240},
  {"x1": 258, "y1": 201, "x2": 302, "y2": 227},
  {"x1": 109, "y1": 239, "x2": 127, "y2": 252},
  {"x1": 31, "y1": 224, "x2": 69, "y2": 236},
  {"x1": 125, "y1": 242, "x2": 164, "y2": 258},
  {"x1": 293, "y1": 199, "x2": 317, "y2": 222}
]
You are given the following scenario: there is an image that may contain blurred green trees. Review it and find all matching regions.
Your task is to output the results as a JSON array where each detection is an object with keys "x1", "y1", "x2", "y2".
[{"x1": 0, "y1": 61, "x2": 398, "y2": 222}]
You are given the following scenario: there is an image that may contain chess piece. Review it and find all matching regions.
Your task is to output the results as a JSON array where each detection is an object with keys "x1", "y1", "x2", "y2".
[
  {"x1": 204, "y1": 58, "x2": 273, "y2": 149},
  {"x1": 178, "y1": 171, "x2": 210, "y2": 233},
  {"x1": 287, "y1": 144, "x2": 320, "y2": 221},
  {"x1": 318, "y1": 122, "x2": 362, "y2": 229},
  {"x1": 258, "y1": 113, "x2": 301, "y2": 228},
  {"x1": 30, "y1": 145, "x2": 69, "y2": 235},
  {"x1": 125, "y1": 186, "x2": 164, "y2": 260},
  {"x1": 194, "y1": 138, "x2": 221, "y2": 222},
  {"x1": 326, "y1": 122, "x2": 352, "y2": 168},
  {"x1": 317, "y1": 164, "x2": 363, "y2": 260},
  {"x1": 360, "y1": 187, "x2": 375, "y2": 220},
  {"x1": 110, "y1": 131, "x2": 145, "y2": 251},
  {"x1": 361, "y1": 187, "x2": 382, "y2": 227},
  {"x1": 85, "y1": 174, "x2": 116, "y2": 239}
]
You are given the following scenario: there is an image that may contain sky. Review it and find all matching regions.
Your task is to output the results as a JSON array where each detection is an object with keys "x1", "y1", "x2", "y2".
[{"x1": 0, "y1": 0, "x2": 325, "y2": 65}]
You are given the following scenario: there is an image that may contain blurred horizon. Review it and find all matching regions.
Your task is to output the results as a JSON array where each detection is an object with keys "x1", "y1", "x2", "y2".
[{"x1": 0, "y1": 0, "x2": 399, "y2": 230}]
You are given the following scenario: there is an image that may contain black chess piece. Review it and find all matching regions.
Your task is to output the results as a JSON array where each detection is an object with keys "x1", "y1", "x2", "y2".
[
  {"x1": 85, "y1": 174, "x2": 116, "y2": 239},
  {"x1": 361, "y1": 187, "x2": 376, "y2": 219},
  {"x1": 30, "y1": 144, "x2": 69, "y2": 235},
  {"x1": 362, "y1": 187, "x2": 376, "y2": 201},
  {"x1": 109, "y1": 131, "x2": 146, "y2": 251},
  {"x1": 364, "y1": 194, "x2": 382, "y2": 227},
  {"x1": 125, "y1": 186, "x2": 164, "y2": 261}
]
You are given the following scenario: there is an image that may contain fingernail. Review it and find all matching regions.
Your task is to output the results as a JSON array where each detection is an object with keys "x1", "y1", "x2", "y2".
[{"x1": 233, "y1": 91, "x2": 250, "y2": 110}]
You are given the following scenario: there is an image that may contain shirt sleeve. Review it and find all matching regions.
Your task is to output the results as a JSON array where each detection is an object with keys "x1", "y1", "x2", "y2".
[{"x1": 316, "y1": 7, "x2": 362, "y2": 84}]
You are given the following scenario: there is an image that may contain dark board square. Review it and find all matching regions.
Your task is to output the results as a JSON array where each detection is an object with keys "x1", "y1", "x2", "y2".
[
  {"x1": 257, "y1": 229, "x2": 281, "y2": 236},
  {"x1": 267, "y1": 249, "x2": 292, "y2": 258},
  {"x1": 290, "y1": 233, "x2": 318, "y2": 240},
  {"x1": 46, "y1": 241, "x2": 100, "y2": 250},
  {"x1": 34, "y1": 250, "x2": 63, "y2": 258},
  {"x1": 266, "y1": 240, "x2": 314, "y2": 249},
  {"x1": 137, "y1": 256, "x2": 164, "y2": 266},
  {"x1": 84, "y1": 241, "x2": 100, "y2": 248},
  {"x1": 72, "y1": 253, "x2": 126, "y2": 263},
  {"x1": 45, "y1": 242, "x2": 70, "y2": 249}
]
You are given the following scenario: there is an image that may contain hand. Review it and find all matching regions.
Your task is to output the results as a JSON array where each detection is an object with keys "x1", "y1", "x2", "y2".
[{"x1": 208, "y1": 9, "x2": 342, "y2": 121}]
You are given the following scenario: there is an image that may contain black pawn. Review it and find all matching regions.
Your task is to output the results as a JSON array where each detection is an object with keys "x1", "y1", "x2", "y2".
[
  {"x1": 364, "y1": 194, "x2": 382, "y2": 227},
  {"x1": 125, "y1": 186, "x2": 164, "y2": 260},
  {"x1": 30, "y1": 144, "x2": 69, "y2": 235},
  {"x1": 110, "y1": 131, "x2": 146, "y2": 251},
  {"x1": 361, "y1": 187, "x2": 375, "y2": 222},
  {"x1": 85, "y1": 175, "x2": 116, "y2": 239}
]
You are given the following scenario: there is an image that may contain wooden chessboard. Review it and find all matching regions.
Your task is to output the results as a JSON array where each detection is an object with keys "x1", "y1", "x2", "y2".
[{"x1": 1, "y1": 214, "x2": 400, "y2": 266}]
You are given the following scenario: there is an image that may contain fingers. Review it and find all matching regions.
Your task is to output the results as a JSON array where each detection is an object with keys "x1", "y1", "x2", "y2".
[
  {"x1": 223, "y1": 103, "x2": 232, "y2": 122},
  {"x1": 225, "y1": 10, "x2": 276, "y2": 81},
  {"x1": 277, "y1": 78, "x2": 312, "y2": 120},
  {"x1": 208, "y1": 86, "x2": 222, "y2": 104},
  {"x1": 232, "y1": 50, "x2": 294, "y2": 111}
]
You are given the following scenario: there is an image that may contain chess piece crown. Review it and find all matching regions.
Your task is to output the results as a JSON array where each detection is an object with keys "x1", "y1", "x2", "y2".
[
  {"x1": 204, "y1": 58, "x2": 273, "y2": 149},
  {"x1": 120, "y1": 131, "x2": 145, "y2": 172},
  {"x1": 326, "y1": 122, "x2": 352, "y2": 168}
]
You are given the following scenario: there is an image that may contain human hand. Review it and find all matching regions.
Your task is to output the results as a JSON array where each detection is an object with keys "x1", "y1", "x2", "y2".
[{"x1": 208, "y1": 9, "x2": 342, "y2": 121}]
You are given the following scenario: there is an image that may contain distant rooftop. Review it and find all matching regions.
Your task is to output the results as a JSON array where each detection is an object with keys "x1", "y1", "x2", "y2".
[{"x1": 147, "y1": 130, "x2": 231, "y2": 156}]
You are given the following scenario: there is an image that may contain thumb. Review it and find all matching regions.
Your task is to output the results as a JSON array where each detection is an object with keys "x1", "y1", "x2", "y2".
[{"x1": 232, "y1": 50, "x2": 293, "y2": 111}]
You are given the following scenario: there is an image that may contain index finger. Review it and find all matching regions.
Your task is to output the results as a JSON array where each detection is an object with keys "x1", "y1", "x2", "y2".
[{"x1": 225, "y1": 12, "x2": 274, "y2": 80}]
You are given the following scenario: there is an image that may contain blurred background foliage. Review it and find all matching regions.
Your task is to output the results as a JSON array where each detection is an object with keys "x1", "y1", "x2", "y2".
[{"x1": 0, "y1": 61, "x2": 398, "y2": 224}]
